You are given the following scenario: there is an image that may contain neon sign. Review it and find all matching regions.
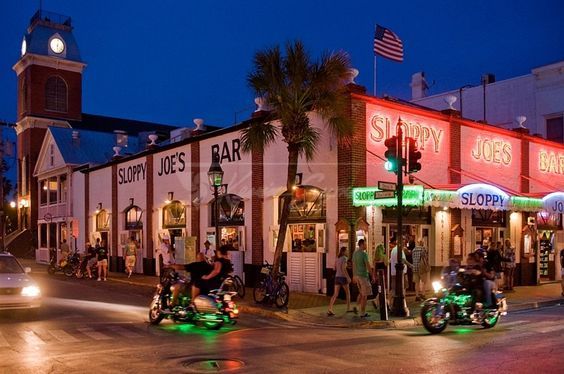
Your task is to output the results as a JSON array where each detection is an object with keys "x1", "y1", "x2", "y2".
[
  {"x1": 471, "y1": 137, "x2": 512, "y2": 166},
  {"x1": 369, "y1": 114, "x2": 443, "y2": 153},
  {"x1": 457, "y1": 184, "x2": 509, "y2": 209},
  {"x1": 539, "y1": 150, "x2": 564, "y2": 175}
]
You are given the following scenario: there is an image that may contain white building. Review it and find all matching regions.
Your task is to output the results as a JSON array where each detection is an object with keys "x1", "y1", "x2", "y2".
[{"x1": 410, "y1": 60, "x2": 564, "y2": 143}]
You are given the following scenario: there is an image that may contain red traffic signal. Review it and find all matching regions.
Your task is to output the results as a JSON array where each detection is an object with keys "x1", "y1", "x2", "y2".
[{"x1": 407, "y1": 137, "x2": 422, "y2": 174}]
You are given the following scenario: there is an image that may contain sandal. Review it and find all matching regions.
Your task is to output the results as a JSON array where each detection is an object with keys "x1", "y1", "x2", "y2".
[{"x1": 327, "y1": 311, "x2": 335, "y2": 316}]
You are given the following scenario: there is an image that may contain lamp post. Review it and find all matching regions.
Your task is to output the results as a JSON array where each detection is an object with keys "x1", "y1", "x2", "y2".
[
  {"x1": 19, "y1": 198, "x2": 29, "y2": 230},
  {"x1": 208, "y1": 154, "x2": 224, "y2": 252}
]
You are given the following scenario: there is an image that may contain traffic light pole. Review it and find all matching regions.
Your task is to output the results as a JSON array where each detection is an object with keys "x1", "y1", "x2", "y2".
[{"x1": 392, "y1": 124, "x2": 408, "y2": 317}]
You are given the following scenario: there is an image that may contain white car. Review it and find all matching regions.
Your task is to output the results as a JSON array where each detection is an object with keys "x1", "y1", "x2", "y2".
[{"x1": 0, "y1": 252, "x2": 41, "y2": 310}]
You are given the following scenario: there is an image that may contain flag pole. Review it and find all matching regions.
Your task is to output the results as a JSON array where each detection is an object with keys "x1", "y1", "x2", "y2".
[{"x1": 373, "y1": 55, "x2": 377, "y2": 97}]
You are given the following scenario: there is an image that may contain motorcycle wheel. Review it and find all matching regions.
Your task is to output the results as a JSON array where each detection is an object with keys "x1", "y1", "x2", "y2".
[
  {"x1": 421, "y1": 303, "x2": 448, "y2": 334},
  {"x1": 47, "y1": 265, "x2": 56, "y2": 275},
  {"x1": 203, "y1": 321, "x2": 223, "y2": 330},
  {"x1": 63, "y1": 265, "x2": 75, "y2": 277},
  {"x1": 234, "y1": 275, "x2": 245, "y2": 298},
  {"x1": 253, "y1": 280, "x2": 267, "y2": 303},
  {"x1": 274, "y1": 282, "x2": 289, "y2": 308},
  {"x1": 149, "y1": 298, "x2": 165, "y2": 325},
  {"x1": 481, "y1": 311, "x2": 500, "y2": 329},
  {"x1": 75, "y1": 269, "x2": 85, "y2": 279}
]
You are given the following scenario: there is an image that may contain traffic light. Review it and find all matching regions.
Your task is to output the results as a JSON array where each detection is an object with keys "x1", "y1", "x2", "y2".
[
  {"x1": 407, "y1": 137, "x2": 422, "y2": 173},
  {"x1": 384, "y1": 136, "x2": 399, "y2": 173}
]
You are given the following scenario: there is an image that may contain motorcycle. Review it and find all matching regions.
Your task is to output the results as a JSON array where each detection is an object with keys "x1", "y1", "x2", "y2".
[
  {"x1": 47, "y1": 249, "x2": 75, "y2": 276},
  {"x1": 149, "y1": 270, "x2": 239, "y2": 330},
  {"x1": 420, "y1": 270, "x2": 508, "y2": 334},
  {"x1": 75, "y1": 257, "x2": 99, "y2": 279},
  {"x1": 63, "y1": 252, "x2": 82, "y2": 277}
]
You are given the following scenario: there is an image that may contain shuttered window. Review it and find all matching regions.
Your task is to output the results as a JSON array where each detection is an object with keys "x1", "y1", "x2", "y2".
[{"x1": 45, "y1": 76, "x2": 68, "y2": 112}]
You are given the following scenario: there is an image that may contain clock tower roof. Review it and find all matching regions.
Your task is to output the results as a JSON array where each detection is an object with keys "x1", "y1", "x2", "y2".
[{"x1": 21, "y1": 10, "x2": 82, "y2": 62}]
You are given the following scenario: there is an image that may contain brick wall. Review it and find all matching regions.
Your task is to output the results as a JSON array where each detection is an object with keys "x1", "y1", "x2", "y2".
[
  {"x1": 251, "y1": 148, "x2": 264, "y2": 265},
  {"x1": 191, "y1": 142, "x2": 200, "y2": 250},
  {"x1": 18, "y1": 65, "x2": 82, "y2": 121},
  {"x1": 449, "y1": 119, "x2": 462, "y2": 184},
  {"x1": 111, "y1": 164, "x2": 118, "y2": 256},
  {"x1": 146, "y1": 154, "x2": 154, "y2": 258},
  {"x1": 520, "y1": 139, "x2": 530, "y2": 193}
]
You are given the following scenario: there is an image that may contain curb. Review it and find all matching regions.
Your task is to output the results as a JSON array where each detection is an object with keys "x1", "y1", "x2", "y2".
[{"x1": 508, "y1": 298, "x2": 563, "y2": 312}]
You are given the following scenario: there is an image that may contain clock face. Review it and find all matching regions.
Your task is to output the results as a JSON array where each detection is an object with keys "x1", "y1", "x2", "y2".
[
  {"x1": 21, "y1": 38, "x2": 27, "y2": 56},
  {"x1": 49, "y1": 37, "x2": 65, "y2": 54}
]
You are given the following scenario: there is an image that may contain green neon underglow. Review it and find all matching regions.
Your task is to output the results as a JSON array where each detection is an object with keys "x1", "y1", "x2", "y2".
[
  {"x1": 510, "y1": 196, "x2": 543, "y2": 210},
  {"x1": 424, "y1": 189, "x2": 458, "y2": 204},
  {"x1": 352, "y1": 185, "x2": 424, "y2": 207}
]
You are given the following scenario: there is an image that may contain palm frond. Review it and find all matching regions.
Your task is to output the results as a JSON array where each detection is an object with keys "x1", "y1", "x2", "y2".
[
  {"x1": 295, "y1": 125, "x2": 320, "y2": 161},
  {"x1": 240, "y1": 120, "x2": 278, "y2": 154}
]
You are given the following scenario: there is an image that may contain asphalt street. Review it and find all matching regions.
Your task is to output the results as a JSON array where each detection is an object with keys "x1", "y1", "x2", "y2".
[{"x1": 0, "y1": 271, "x2": 562, "y2": 373}]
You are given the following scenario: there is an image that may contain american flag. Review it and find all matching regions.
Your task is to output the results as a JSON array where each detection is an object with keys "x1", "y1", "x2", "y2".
[{"x1": 374, "y1": 25, "x2": 404, "y2": 62}]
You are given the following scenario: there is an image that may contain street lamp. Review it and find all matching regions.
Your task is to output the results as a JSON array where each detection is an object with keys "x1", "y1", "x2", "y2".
[
  {"x1": 19, "y1": 198, "x2": 29, "y2": 230},
  {"x1": 208, "y1": 154, "x2": 224, "y2": 251}
]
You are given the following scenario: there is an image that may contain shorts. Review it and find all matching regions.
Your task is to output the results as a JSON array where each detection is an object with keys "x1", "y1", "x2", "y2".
[
  {"x1": 87, "y1": 257, "x2": 97, "y2": 268},
  {"x1": 97, "y1": 259, "x2": 108, "y2": 266},
  {"x1": 356, "y1": 276, "x2": 373, "y2": 296},
  {"x1": 335, "y1": 276, "x2": 348, "y2": 286},
  {"x1": 125, "y1": 255, "x2": 136, "y2": 267}
]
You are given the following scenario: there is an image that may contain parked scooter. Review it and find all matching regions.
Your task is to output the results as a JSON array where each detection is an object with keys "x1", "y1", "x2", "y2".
[
  {"x1": 47, "y1": 248, "x2": 73, "y2": 275},
  {"x1": 149, "y1": 270, "x2": 238, "y2": 330}
]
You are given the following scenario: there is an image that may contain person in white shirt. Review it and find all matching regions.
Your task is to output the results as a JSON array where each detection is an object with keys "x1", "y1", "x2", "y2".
[
  {"x1": 159, "y1": 237, "x2": 175, "y2": 267},
  {"x1": 389, "y1": 238, "x2": 412, "y2": 300}
]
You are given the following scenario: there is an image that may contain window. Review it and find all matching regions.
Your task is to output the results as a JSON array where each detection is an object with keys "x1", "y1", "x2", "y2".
[
  {"x1": 40, "y1": 180, "x2": 48, "y2": 206},
  {"x1": 546, "y1": 116, "x2": 563, "y2": 143},
  {"x1": 39, "y1": 224, "x2": 47, "y2": 247},
  {"x1": 50, "y1": 144, "x2": 54, "y2": 166},
  {"x1": 48, "y1": 223, "x2": 57, "y2": 249},
  {"x1": 163, "y1": 201, "x2": 186, "y2": 228},
  {"x1": 210, "y1": 194, "x2": 244, "y2": 227},
  {"x1": 48, "y1": 176, "x2": 58, "y2": 204},
  {"x1": 59, "y1": 174, "x2": 67, "y2": 203},
  {"x1": 125, "y1": 205, "x2": 143, "y2": 230},
  {"x1": 45, "y1": 76, "x2": 68, "y2": 112},
  {"x1": 279, "y1": 186, "x2": 326, "y2": 224}
]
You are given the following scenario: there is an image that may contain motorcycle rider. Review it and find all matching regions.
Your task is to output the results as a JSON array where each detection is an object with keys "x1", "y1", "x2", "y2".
[
  {"x1": 463, "y1": 252, "x2": 484, "y2": 310},
  {"x1": 195, "y1": 246, "x2": 233, "y2": 298},
  {"x1": 167, "y1": 253, "x2": 212, "y2": 311},
  {"x1": 441, "y1": 258, "x2": 461, "y2": 289},
  {"x1": 83, "y1": 242, "x2": 97, "y2": 279}
]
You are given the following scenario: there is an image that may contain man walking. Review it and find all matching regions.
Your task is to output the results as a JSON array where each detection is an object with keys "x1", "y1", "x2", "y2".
[{"x1": 352, "y1": 239, "x2": 373, "y2": 318}]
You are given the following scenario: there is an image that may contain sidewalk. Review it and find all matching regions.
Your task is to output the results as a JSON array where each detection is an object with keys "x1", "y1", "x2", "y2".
[{"x1": 24, "y1": 259, "x2": 562, "y2": 329}]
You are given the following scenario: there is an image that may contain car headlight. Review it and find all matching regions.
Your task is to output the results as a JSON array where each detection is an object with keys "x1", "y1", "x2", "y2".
[
  {"x1": 432, "y1": 281, "x2": 443, "y2": 293},
  {"x1": 21, "y1": 285, "x2": 41, "y2": 297}
]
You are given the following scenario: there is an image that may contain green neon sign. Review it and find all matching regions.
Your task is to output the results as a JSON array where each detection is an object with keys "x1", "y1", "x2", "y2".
[{"x1": 352, "y1": 185, "x2": 424, "y2": 207}]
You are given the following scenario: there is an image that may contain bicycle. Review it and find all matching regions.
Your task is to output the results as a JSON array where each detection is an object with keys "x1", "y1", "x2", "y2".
[
  {"x1": 253, "y1": 261, "x2": 289, "y2": 308},
  {"x1": 224, "y1": 274, "x2": 246, "y2": 298}
]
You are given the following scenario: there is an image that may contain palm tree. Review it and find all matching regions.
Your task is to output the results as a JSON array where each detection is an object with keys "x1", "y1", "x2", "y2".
[{"x1": 241, "y1": 41, "x2": 353, "y2": 278}]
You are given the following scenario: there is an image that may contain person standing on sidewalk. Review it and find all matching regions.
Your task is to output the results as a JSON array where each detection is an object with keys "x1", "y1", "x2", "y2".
[
  {"x1": 328, "y1": 246, "x2": 352, "y2": 316},
  {"x1": 96, "y1": 240, "x2": 108, "y2": 281},
  {"x1": 389, "y1": 238, "x2": 412, "y2": 306},
  {"x1": 373, "y1": 244, "x2": 389, "y2": 311},
  {"x1": 352, "y1": 239, "x2": 373, "y2": 318},
  {"x1": 503, "y1": 239, "x2": 516, "y2": 291},
  {"x1": 124, "y1": 237, "x2": 138, "y2": 278},
  {"x1": 412, "y1": 239, "x2": 430, "y2": 301}
]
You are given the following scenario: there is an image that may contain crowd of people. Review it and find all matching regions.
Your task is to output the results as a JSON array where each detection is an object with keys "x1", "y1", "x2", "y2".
[{"x1": 327, "y1": 235, "x2": 521, "y2": 318}]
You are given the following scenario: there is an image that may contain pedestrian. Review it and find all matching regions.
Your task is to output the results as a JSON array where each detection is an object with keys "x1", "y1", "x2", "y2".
[
  {"x1": 486, "y1": 241, "x2": 503, "y2": 289},
  {"x1": 412, "y1": 239, "x2": 431, "y2": 301},
  {"x1": 372, "y1": 244, "x2": 389, "y2": 311},
  {"x1": 95, "y1": 238, "x2": 101, "y2": 249},
  {"x1": 406, "y1": 235, "x2": 416, "y2": 292},
  {"x1": 328, "y1": 246, "x2": 352, "y2": 316},
  {"x1": 202, "y1": 240, "x2": 214, "y2": 260},
  {"x1": 503, "y1": 239, "x2": 516, "y2": 291},
  {"x1": 124, "y1": 236, "x2": 138, "y2": 278},
  {"x1": 96, "y1": 239, "x2": 108, "y2": 281},
  {"x1": 352, "y1": 239, "x2": 373, "y2": 318},
  {"x1": 158, "y1": 236, "x2": 175, "y2": 277},
  {"x1": 389, "y1": 238, "x2": 412, "y2": 306},
  {"x1": 84, "y1": 242, "x2": 97, "y2": 279}
]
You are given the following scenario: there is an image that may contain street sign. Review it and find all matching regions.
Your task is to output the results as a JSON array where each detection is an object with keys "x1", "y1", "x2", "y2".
[
  {"x1": 374, "y1": 190, "x2": 395, "y2": 199},
  {"x1": 378, "y1": 181, "x2": 397, "y2": 191}
]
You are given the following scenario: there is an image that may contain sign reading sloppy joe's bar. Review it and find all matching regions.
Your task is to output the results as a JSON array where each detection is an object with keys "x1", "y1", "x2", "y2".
[
  {"x1": 455, "y1": 184, "x2": 509, "y2": 210},
  {"x1": 543, "y1": 192, "x2": 564, "y2": 214}
]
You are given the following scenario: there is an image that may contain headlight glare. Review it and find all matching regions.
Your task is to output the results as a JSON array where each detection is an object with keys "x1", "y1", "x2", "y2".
[
  {"x1": 21, "y1": 285, "x2": 41, "y2": 297},
  {"x1": 432, "y1": 281, "x2": 443, "y2": 293}
]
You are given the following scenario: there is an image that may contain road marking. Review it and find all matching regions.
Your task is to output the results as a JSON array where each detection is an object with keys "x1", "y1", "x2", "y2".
[
  {"x1": 47, "y1": 329, "x2": 80, "y2": 343},
  {"x1": 19, "y1": 330, "x2": 46, "y2": 345},
  {"x1": 0, "y1": 332, "x2": 9, "y2": 347},
  {"x1": 77, "y1": 327, "x2": 112, "y2": 341},
  {"x1": 109, "y1": 326, "x2": 142, "y2": 338}
]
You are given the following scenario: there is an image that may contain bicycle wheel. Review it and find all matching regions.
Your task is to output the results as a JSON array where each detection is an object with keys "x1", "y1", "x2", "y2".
[
  {"x1": 253, "y1": 279, "x2": 267, "y2": 303},
  {"x1": 234, "y1": 275, "x2": 245, "y2": 298},
  {"x1": 274, "y1": 281, "x2": 289, "y2": 308}
]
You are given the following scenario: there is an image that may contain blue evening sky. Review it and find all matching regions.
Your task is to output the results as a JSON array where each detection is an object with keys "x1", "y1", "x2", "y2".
[{"x1": 1, "y1": 0, "x2": 563, "y2": 128}]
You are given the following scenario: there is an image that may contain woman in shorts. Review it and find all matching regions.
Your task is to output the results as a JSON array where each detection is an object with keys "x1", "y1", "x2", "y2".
[{"x1": 327, "y1": 247, "x2": 352, "y2": 316}]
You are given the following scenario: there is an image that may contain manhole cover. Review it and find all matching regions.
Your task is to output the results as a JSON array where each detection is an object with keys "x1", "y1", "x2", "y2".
[{"x1": 181, "y1": 358, "x2": 245, "y2": 372}]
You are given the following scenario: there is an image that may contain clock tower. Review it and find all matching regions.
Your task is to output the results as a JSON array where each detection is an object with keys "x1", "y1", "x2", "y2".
[{"x1": 12, "y1": 10, "x2": 86, "y2": 232}]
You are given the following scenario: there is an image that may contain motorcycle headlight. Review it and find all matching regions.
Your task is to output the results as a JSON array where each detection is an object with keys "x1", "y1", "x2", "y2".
[
  {"x1": 21, "y1": 285, "x2": 41, "y2": 297},
  {"x1": 432, "y1": 281, "x2": 443, "y2": 294}
]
